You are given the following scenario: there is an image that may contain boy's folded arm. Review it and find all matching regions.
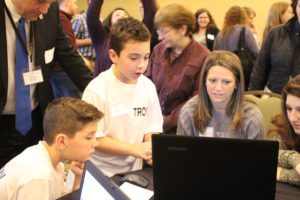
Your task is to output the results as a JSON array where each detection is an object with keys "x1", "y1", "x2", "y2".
[{"x1": 95, "y1": 136, "x2": 151, "y2": 160}]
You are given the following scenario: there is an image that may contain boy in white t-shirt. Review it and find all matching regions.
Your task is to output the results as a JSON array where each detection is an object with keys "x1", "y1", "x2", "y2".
[
  {"x1": 0, "y1": 97, "x2": 103, "y2": 200},
  {"x1": 82, "y1": 17, "x2": 163, "y2": 176}
]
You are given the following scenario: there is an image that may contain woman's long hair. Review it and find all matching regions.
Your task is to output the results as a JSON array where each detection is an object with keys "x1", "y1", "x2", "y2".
[
  {"x1": 193, "y1": 8, "x2": 217, "y2": 33},
  {"x1": 221, "y1": 6, "x2": 248, "y2": 36},
  {"x1": 194, "y1": 51, "x2": 245, "y2": 134},
  {"x1": 269, "y1": 76, "x2": 300, "y2": 151},
  {"x1": 262, "y1": 2, "x2": 290, "y2": 43}
]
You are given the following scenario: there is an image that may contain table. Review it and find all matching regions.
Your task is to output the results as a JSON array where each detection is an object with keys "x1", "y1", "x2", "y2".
[{"x1": 59, "y1": 167, "x2": 300, "y2": 200}]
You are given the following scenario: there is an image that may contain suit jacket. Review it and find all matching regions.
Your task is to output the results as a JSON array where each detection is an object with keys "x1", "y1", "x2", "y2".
[{"x1": 0, "y1": 1, "x2": 93, "y2": 115}]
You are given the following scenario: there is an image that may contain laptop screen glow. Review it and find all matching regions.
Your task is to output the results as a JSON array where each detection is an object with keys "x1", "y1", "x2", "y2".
[
  {"x1": 80, "y1": 170, "x2": 115, "y2": 200},
  {"x1": 79, "y1": 160, "x2": 129, "y2": 200}
]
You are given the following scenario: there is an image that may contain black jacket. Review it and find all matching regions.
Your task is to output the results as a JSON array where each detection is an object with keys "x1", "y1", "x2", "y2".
[
  {"x1": 0, "y1": 1, "x2": 93, "y2": 114},
  {"x1": 205, "y1": 26, "x2": 219, "y2": 51},
  {"x1": 249, "y1": 19, "x2": 300, "y2": 94}
]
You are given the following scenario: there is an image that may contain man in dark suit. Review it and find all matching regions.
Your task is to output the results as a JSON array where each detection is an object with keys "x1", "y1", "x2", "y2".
[{"x1": 0, "y1": 0, "x2": 93, "y2": 167}]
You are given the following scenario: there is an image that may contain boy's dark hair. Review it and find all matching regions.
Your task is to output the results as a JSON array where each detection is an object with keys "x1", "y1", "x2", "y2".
[
  {"x1": 109, "y1": 17, "x2": 151, "y2": 56},
  {"x1": 43, "y1": 97, "x2": 103, "y2": 144}
]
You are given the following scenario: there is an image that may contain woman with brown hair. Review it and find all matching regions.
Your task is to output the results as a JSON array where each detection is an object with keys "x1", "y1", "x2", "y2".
[
  {"x1": 146, "y1": 4, "x2": 210, "y2": 134},
  {"x1": 243, "y1": 7, "x2": 258, "y2": 35},
  {"x1": 213, "y1": 6, "x2": 259, "y2": 90},
  {"x1": 87, "y1": 0, "x2": 157, "y2": 76},
  {"x1": 269, "y1": 76, "x2": 300, "y2": 186},
  {"x1": 193, "y1": 8, "x2": 219, "y2": 51},
  {"x1": 243, "y1": 6, "x2": 259, "y2": 46},
  {"x1": 213, "y1": 6, "x2": 259, "y2": 59},
  {"x1": 262, "y1": 1, "x2": 294, "y2": 44},
  {"x1": 177, "y1": 51, "x2": 263, "y2": 139},
  {"x1": 249, "y1": 0, "x2": 300, "y2": 94}
]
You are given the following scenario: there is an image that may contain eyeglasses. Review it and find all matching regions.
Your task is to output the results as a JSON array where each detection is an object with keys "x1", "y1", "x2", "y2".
[
  {"x1": 198, "y1": 16, "x2": 209, "y2": 19},
  {"x1": 156, "y1": 28, "x2": 173, "y2": 36}
]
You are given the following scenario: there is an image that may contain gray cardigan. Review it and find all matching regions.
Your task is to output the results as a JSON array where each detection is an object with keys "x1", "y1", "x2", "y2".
[{"x1": 177, "y1": 95, "x2": 264, "y2": 139}]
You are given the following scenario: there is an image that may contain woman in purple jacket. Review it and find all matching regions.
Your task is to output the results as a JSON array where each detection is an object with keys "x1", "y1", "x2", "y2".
[{"x1": 87, "y1": 0, "x2": 157, "y2": 76}]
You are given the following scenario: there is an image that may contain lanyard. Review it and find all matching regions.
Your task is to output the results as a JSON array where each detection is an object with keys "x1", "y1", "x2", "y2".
[{"x1": 4, "y1": 2, "x2": 34, "y2": 62}]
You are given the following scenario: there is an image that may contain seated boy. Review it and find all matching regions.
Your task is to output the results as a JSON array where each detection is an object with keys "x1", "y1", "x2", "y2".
[
  {"x1": 82, "y1": 17, "x2": 163, "y2": 177},
  {"x1": 0, "y1": 97, "x2": 103, "y2": 200}
]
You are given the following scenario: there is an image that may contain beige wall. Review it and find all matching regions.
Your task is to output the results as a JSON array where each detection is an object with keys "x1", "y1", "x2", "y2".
[{"x1": 76, "y1": 0, "x2": 291, "y2": 43}]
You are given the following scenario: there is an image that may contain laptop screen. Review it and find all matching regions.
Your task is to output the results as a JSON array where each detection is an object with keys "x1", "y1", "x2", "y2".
[
  {"x1": 152, "y1": 135, "x2": 279, "y2": 200},
  {"x1": 79, "y1": 160, "x2": 129, "y2": 200}
]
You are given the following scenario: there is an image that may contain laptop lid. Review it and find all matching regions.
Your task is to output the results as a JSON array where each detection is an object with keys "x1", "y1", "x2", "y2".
[
  {"x1": 152, "y1": 135, "x2": 279, "y2": 200},
  {"x1": 79, "y1": 160, "x2": 130, "y2": 200}
]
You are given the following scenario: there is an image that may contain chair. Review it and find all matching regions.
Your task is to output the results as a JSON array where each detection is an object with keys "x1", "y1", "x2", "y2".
[{"x1": 245, "y1": 91, "x2": 282, "y2": 139}]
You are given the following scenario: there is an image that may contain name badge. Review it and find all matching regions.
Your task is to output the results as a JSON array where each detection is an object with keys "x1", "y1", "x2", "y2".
[
  {"x1": 44, "y1": 47, "x2": 55, "y2": 64},
  {"x1": 111, "y1": 102, "x2": 128, "y2": 117},
  {"x1": 23, "y1": 69, "x2": 44, "y2": 86},
  {"x1": 199, "y1": 127, "x2": 214, "y2": 137},
  {"x1": 207, "y1": 34, "x2": 215, "y2": 40}
]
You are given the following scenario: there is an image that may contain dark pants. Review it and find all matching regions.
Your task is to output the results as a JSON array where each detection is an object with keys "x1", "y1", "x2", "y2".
[
  {"x1": 0, "y1": 107, "x2": 43, "y2": 168},
  {"x1": 49, "y1": 71, "x2": 82, "y2": 99}
]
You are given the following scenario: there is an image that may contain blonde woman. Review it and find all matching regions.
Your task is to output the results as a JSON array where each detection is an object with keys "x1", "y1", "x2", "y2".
[
  {"x1": 249, "y1": 0, "x2": 299, "y2": 94},
  {"x1": 243, "y1": 6, "x2": 259, "y2": 46},
  {"x1": 262, "y1": 1, "x2": 294, "y2": 44}
]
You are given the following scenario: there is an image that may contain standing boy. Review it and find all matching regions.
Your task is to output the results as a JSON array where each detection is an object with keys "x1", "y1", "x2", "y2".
[
  {"x1": 82, "y1": 17, "x2": 163, "y2": 177},
  {"x1": 0, "y1": 97, "x2": 103, "y2": 200}
]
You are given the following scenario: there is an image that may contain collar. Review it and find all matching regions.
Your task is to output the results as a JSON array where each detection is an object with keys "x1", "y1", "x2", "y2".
[
  {"x1": 162, "y1": 39, "x2": 194, "y2": 55},
  {"x1": 284, "y1": 18, "x2": 299, "y2": 32},
  {"x1": 59, "y1": 10, "x2": 73, "y2": 20},
  {"x1": 5, "y1": 0, "x2": 21, "y2": 24}
]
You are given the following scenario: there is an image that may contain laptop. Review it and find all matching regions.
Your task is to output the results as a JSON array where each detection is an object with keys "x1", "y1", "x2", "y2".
[
  {"x1": 79, "y1": 160, "x2": 130, "y2": 200},
  {"x1": 152, "y1": 135, "x2": 279, "y2": 200}
]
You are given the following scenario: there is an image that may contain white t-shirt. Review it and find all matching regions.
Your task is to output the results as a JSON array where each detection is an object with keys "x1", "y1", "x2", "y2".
[
  {"x1": 82, "y1": 66, "x2": 163, "y2": 176},
  {"x1": 0, "y1": 141, "x2": 67, "y2": 200}
]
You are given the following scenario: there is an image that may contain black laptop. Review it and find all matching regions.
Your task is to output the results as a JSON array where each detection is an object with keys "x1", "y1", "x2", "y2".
[
  {"x1": 152, "y1": 135, "x2": 279, "y2": 200},
  {"x1": 79, "y1": 160, "x2": 130, "y2": 200}
]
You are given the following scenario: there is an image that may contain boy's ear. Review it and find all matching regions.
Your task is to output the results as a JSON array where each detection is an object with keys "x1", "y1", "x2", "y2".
[
  {"x1": 109, "y1": 49, "x2": 118, "y2": 64},
  {"x1": 55, "y1": 133, "x2": 67, "y2": 150}
]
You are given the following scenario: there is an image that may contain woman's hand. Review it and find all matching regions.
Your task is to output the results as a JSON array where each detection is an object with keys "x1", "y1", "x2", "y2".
[
  {"x1": 295, "y1": 163, "x2": 300, "y2": 175},
  {"x1": 277, "y1": 167, "x2": 282, "y2": 181}
]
